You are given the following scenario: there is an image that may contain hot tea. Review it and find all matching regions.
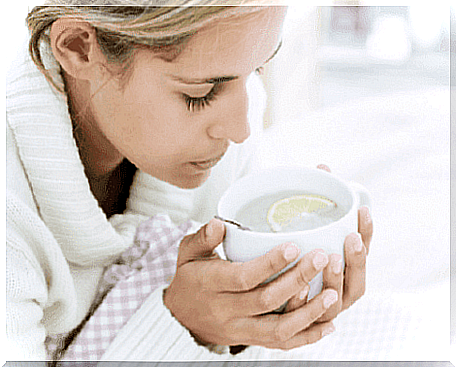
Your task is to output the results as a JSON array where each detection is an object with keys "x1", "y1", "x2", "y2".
[{"x1": 235, "y1": 191, "x2": 347, "y2": 233}]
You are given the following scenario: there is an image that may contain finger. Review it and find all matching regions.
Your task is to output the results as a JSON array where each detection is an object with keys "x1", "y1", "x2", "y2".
[
  {"x1": 317, "y1": 253, "x2": 344, "y2": 322},
  {"x1": 271, "y1": 321, "x2": 335, "y2": 350},
  {"x1": 342, "y1": 233, "x2": 366, "y2": 311},
  {"x1": 358, "y1": 206, "x2": 373, "y2": 255},
  {"x1": 178, "y1": 218, "x2": 226, "y2": 266},
  {"x1": 316, "y1": 164, "x2": 331, "y2": 173},
  {"x1": 239, "y1": 249, "x2": 329, "y2": 315},
  {"x1": 277, "y1": 288, "x2": 338, "y2": 340},
  {"x1": 245, "y1": 288, "x2": 338, "y2": 345},
  {"x1": 284, "y1": 285, "x2": 309, "y2": 313},
  {"x1": 200, "y1": 242, "x2": 301, "y2": 292},
  {"x1": 284, "y1": 249, "x2": 330, "y2": 313}
]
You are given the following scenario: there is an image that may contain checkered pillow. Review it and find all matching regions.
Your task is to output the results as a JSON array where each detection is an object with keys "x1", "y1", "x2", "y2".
[{"x1": 47, "y1": 214, "x2": 199, "y2": 361}]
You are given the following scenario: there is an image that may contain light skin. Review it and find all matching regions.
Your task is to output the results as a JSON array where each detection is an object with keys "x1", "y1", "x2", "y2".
[
  {"x1": 50, "y1": 7, "x2": 373, "y2": 349},
  {"x1": 52, "y1": 9, "x2": 284, "y2": 189}
]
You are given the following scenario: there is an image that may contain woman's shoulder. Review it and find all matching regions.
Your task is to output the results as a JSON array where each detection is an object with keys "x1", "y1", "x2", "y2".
[
  {"x1": 7, "y1": 36, "x2": 62, "y2": 96},
  {"x1": 6, "y1": 120, "x2": 61, "y2": 267},
  {"x1": 6, "y1": 121, "x2": 38, "y2": 216}
]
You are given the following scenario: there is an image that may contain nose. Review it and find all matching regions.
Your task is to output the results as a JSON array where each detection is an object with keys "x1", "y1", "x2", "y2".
[{"x1": 206, "y1": 86, "x2": 251, "y2": 144}]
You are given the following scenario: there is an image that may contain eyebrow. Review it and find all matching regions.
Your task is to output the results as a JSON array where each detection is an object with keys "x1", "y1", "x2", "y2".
[
  {"x1": 169, "y1": 40, "x2": 283, "y2": 85},
  {"x1": 170, "y1": 75, "x2": 240, "y2": 85}
]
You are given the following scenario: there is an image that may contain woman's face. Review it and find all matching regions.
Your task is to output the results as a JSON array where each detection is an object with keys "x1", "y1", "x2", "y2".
[{"x1": 89, "y1": 7, "x2": 286, "y2": 188}]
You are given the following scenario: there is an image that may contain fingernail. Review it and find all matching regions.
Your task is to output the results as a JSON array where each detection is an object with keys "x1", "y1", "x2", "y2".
[
  {"x1": 349, "y1": 233, "x2": 363, "y2": 253},
  {"x1": 313, "y1": 251, "x2": 328, "y2": 270},
  {"x1": 322, "y1": 324, "x2": 335, "y2": 337},
  {"x1": 299, "y1": 285, "x2": 309, "y2": 300},
  {"x1": 205, "y1": 219, "x2": 214, "y2": 237},
  {"x1": 355, "y1": 233, "x2": 363, "y2": 252},
  {"x1": 284, "y1": 243, "x2": 300, "y2": 261},
  {"x1": 332, "y1": 255, "x2": 343, "y2": 274},
  {"x1": 206, "y1": 219, "x2": 216, "y2": 238},
  {"x1": 323, "y1": 289, "x2": 338, "y2": 308}
]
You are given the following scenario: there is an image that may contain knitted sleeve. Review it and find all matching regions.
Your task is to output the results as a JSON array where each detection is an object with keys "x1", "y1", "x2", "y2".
[
  {"x1": 100, "y1": 285, "x2": 264, "y2": 360},
  {"x1": 6, "y1": 191, "x2": 82, "y2": 361},
  {"x1": 6, "y1": 242, "x2": 48, "y2": 360}
]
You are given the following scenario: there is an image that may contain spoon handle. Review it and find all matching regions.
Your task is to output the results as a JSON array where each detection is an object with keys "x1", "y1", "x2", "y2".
[{"x1": 214, "y1": 216, "x2": 251, "y2": 231}]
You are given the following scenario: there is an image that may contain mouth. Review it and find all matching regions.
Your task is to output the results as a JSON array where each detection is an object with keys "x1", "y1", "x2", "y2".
[{"x1": 189, "y1": 152, "x2": 226, "y2": 171}]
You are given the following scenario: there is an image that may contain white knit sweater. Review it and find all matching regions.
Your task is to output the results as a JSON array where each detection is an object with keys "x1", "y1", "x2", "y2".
[{"x1": 6, "y1": 39, "x2": 267, "y2": 361}]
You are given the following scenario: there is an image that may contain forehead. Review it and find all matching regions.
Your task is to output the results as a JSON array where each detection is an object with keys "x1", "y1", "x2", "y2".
[{"x1": 165, "y1": 7, "x2": 286, "y2": 80}]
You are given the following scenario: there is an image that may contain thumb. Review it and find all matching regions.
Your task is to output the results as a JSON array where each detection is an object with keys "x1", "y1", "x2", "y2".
[
  {"x1": 177, "y1": 218, "x2": 226, "y2": 266},
  {"x1": 317, "y1": 164, "x2": 331, "y2": 173}
]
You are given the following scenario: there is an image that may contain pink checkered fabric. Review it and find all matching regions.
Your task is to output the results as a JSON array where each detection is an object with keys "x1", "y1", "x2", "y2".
[{"x1": 48, "y1": 214, "x2": 199, "y2": 361}]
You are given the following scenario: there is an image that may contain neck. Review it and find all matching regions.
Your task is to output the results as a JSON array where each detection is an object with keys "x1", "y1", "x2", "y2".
[{"x1": 63, "y1": 72, "x2": 124, "y2": 180}]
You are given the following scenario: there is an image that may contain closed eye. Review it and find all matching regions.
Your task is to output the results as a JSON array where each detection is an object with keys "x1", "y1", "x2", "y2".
[
  {"x1": 183, "y1": 66, "x2": 265, "y2": 112},
  {"x1": 183, "y1": 83, "x2": 223, "y2": 112}
]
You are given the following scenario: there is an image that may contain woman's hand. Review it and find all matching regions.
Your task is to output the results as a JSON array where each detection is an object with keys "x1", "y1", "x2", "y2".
[
  {"x1": 286, "y1": 164, "x2": 373, "y2": 322},
  {"x1": 164, "y1": 218, "x2": 338, "y2": 350}
]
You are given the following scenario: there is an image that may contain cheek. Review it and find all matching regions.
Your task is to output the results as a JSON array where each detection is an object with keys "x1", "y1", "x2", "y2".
[{"x1": 108, "y1": 88, "x2": 201, "y2": 161}]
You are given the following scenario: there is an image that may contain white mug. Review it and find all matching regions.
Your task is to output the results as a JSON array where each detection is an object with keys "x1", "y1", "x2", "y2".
[{"x1": 217, "y1": 166, "x2": 371, "y2": 301}]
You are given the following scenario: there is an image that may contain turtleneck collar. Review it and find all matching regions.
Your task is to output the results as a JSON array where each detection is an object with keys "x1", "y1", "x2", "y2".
[{"x1": 6, "y1": 38, "x2": 130, "y2": 267}]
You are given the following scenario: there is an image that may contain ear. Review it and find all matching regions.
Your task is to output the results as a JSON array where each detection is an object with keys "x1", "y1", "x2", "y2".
[{"x1": 50, "y1": 17, "x2": 106, "y2": 80}]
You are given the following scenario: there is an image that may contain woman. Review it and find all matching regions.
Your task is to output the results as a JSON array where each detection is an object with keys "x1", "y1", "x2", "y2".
[{"x1": 6, "y1": 1, "x2": 373, "y2": 361}]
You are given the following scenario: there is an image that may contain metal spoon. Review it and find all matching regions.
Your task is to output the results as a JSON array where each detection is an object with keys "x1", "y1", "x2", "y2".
[{"x1": 214, "y1": 215, "x2": 251, "y2": 231}]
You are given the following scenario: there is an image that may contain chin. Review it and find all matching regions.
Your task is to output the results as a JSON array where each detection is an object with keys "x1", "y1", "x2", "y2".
[{"x1": 172, "y1": 170, "x2": 211, "y2": 189}]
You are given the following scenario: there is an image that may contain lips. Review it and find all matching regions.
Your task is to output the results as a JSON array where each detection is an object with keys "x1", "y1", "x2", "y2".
[{"x1": 189, "y1": 152, "x2": 226, "y2": 171}]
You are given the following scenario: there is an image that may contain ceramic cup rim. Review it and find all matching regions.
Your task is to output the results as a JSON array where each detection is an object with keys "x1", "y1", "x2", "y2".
[{"x1": 217, "y1": 166, "x2": 359, "y2": 238}]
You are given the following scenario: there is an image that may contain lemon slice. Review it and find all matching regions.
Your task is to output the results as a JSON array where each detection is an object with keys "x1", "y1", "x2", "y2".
[{"x1": 267, "y1": 194, "x2": 336, "y2": 232}]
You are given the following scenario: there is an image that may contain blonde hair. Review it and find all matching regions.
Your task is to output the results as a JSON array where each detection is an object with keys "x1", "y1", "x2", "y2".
[{"x1": 26, "y1": 1, "x2": 273, "y2": 91}]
